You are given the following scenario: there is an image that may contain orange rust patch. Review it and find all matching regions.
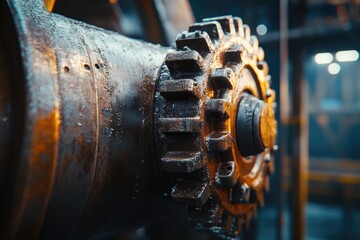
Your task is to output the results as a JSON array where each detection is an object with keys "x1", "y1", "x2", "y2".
[
  {"x1": 28, "y1": 110, "x2": 59, "y2": 199},
  {"x1": 17, "y1": 109, "x2": 60, "y2": 237},
  {"x1": 43, "y1": 0, "x2": 56, "y2": 12}
]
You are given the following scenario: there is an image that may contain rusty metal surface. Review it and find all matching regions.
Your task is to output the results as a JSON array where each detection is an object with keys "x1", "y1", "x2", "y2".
[
  {"x1": 154, "y1": 15, "x2": 277, "y2": 237},
  {"x1": 0, "y1": 1, "x2": 276, "y2": 239},
  {"x1": 1, "y1": 0, "x2": 170, "y2": 239}
]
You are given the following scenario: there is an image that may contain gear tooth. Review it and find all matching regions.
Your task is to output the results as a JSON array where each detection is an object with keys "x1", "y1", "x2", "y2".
[
  {"x1": 266, "y1": 74, "x2": 272, "y2": 85},
  {"x1": 189, "y1": 21, "x2": 224, "y2": 41},
  {"x1": 233, "y1": 17, "x2": 244, "y2": 37},
  {"x1": 229, "y1": 183, "x2": 250, "y2": 203},
  {"x1": 249, "y1": 189, "x2": 257, "y2": 203},
  {"x1": 188, "y1": 201, "x2": 212, "y2": 224},
  {"x1": 224, "y1": 216, "x2": 233, "y2": 233},
  {"x1": 264, "y1": 152, "x2": 272, "y2": 164},
  {"x1": 252, "y1": 203, "x2": 258, "y2": 218},
  {"x1": 159, "y1": 79, "x2": 199, "y2": 99},
  {"x1": 171, "y1": 181, "x2": 211, "y2": 206},
  {"x1": 193, "y1": 223, "x2": 206, "y2": 231},
  {"x1": 160, "y1": 151, "x2": 203, "y2": 173},
  {"x1": 263, "y1": 174, "x2": 270, "y2": 192},
  {"x1": 257, "y1": 47, "x2": 265, "y2": 61},
  {"x1": 206, "y1": 131, "x2": 232, "y2": 152},
  {"x1": 250, "y1": 35, "x2": 259, "y2": 51},
  {"x1": 211, "y1": 68, "x2": 234, "y2": 90},
  {"x1": 202, "y1": 15, "x2": 236, "y2": 35},
  {"x1": 265, "y1": 152, "x2": 275, "y2": 175},
  {"x1": 206, "y1": 99, "x2": 231, "y2": 117},
  {"x1": 225, "y1": 44, "x2": 244, "y2": 63},
  {"x1": 257, "y1": 60, "x2": 269, "y2": 75},
  {"x1": 215, "y1": 161, "x2": 239, "y2": 188},
  {"x1": 257, "y1": 190, "x2": 265, "y2": 207},
  {"x1": 159, "y1": 117, "x2": 201, "y2": 133},
  {"x1": 235, "y1": 217, "x2": 244, "y2": 235},
  {"x1": 265, "y1": 89, "x2": 273, "y2": 99},
  {"x1": 165, "y1": 51, "x2": 205, "y2": 78},
  {"x1": 243, "y1": 24, "x2": 251, "y2": 42},
  {"x1": 209, "y1": 226, "x2": 226, "y2": 236},
  {"x1": 176, "y1": 31, "x2": 215, "y2": 55},
  {"x1": 213, "y1": 206, "x2": 224, "y2": 224},
  {"x1": 189, "y1": 201, "x2": 224, "y2": 225},
  {"x1": 272, "y1": 102, "x2": 277, "y2": 111},
  {"x1": 245, "y1": 211, "x2": 253, "y2": 229}
]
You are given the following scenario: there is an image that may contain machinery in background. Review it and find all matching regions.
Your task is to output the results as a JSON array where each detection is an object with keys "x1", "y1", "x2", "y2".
[{"x1": 0, "y1": 0, "x2": 276, "y2": 239}]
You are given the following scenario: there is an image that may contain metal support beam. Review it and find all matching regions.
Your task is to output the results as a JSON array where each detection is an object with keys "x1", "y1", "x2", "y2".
[
  {"x1": 278, "y1": 0, "x2": 289, "y2": 239},
  {"x1": 135, "y1": 0, "x2": 194, "y2": 45},
  {"x1": 289, "y1": 42, "x2": 308, "y2": 240}
]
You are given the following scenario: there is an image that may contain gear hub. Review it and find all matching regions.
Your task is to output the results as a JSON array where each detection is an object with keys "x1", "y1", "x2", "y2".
[{"x1": 154, "y1": 15, "x2": 277, "y2": 238}]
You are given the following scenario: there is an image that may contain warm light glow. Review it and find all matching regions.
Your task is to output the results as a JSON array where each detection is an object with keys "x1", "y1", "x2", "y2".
[
  {"x1": 314, "y1": 53, "x2": 333, "y2": 64},
  {"x1": 328, "y1": 63, "x2": 341, "y2": 75},
  {"x1": 256, "y1": 24, "x2": 268, "y2": 36},
  {"x1": 44, "y1": 0, "x2": 56, "y2": 12},
  {"x1": 335, "y1": 50, "x2": 359, "y2": 62}
]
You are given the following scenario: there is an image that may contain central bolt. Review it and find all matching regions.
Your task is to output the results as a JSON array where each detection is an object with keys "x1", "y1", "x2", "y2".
[{"x1": 236, "y1": 93, "x2": 275, "y2": 157}]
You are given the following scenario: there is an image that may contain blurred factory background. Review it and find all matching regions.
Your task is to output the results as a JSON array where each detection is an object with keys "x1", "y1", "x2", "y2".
[
  {"x1": 45, "y1": 0, "x2": 360, "y2": 239},
  {"x1": 194, "y1": 1, "x2": 360, "y2": 239}
]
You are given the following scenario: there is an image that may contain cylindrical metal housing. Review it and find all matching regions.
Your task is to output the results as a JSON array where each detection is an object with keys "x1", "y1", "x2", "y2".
[{"x1": 0, "y1": 0, "x2": 173, "y2": 239}]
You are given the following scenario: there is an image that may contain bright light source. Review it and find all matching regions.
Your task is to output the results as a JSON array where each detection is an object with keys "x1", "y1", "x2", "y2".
[
  {"x1": 328, "y1": 63, "x2": 341, "y2": 75},
  {"x1": 256, "y1": 24, "x2": 267, "y2": 36},
  {"x1": 314, "y1": 53, "x2": 333, "y2": 64},
  {"x1": 335, "y1": 50, "x2": 359, "y2": 62}
]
